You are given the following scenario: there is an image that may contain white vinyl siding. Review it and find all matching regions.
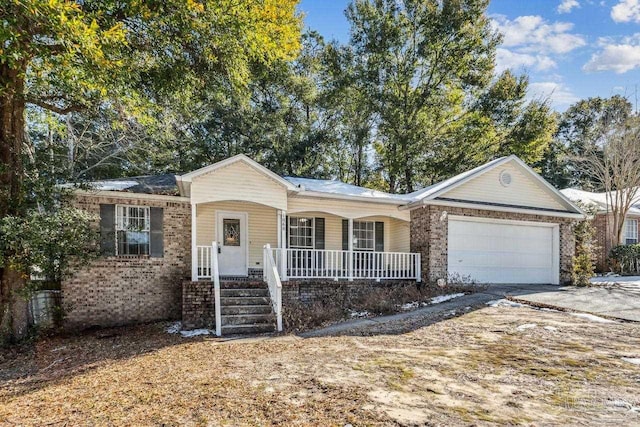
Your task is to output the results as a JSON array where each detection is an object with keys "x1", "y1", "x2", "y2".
[
  {"x1": 624, "y1": 219, "x2": 638, "y2": 244},
  {"x1": 196, "y1": 201, "x2": 278, "y2": 267},
  {"x1": 190, "y1": 160, "x2": 288, "y2": 210},
  {"x1": 443, "y1": 160, "x2": 566, "y2": 211},
  {"x1": 389, "y1": 218, "x2": 410, "y2": 252}
]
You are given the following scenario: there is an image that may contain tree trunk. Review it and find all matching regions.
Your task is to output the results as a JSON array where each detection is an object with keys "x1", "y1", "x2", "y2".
[{"x1": 0, "y1": 63, "x2": 28, "y2": 343}]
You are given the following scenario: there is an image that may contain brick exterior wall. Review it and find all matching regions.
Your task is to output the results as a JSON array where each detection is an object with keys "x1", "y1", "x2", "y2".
[
  {"x1": 182, "y1": 281, "x2": 216, "y2": 329},
  {"x1": 62, "y1": 194, "x2": 191, "y2": 330},
  {"x1": 410, "y1": 205, "x2": 576, "y2": 285},
  {"x1": 592, "y1": 213, "x2": 640, "y2": 272}
]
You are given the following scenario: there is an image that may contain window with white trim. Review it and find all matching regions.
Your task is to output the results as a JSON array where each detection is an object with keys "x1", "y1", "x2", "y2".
[
  {"x1": 116, "y1": 205, "x2": 150, "y2": 255},
  {"x1": 353, "y1": 221, "x2": 375, "y2": 251},
  {"x1": 624, "y1": 219, "x2": 638, "y2": 245},
  {"x1": 289, "y1": 217, "x2": 314, "y2": 248}
]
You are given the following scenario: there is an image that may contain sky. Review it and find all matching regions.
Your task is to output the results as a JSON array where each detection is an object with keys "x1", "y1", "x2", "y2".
[{"x1": 298, "y1": 0, "x2": 640, "y2": 111}]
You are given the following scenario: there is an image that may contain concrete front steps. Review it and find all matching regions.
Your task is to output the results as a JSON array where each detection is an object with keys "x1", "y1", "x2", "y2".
[{"x1": 219, "y1": 280, "x2": 276, "y2": 335}]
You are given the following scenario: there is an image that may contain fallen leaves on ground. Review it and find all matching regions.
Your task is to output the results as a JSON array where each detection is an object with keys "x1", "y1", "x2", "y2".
[{"x1": 1, "y1": 305, "x2": 639, "y2": 426}]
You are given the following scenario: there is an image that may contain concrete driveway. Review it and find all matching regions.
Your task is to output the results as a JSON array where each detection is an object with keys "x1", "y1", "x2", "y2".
[{"x1": 494, "y1": 278, "x2": 640, "y2": 322}]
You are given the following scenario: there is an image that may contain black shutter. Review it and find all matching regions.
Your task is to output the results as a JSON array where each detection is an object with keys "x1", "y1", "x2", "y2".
[
  {"x1": 100, "y1": 204, "x2": 116, "y2": 256},
  {"x1": 314, "y1": 218, "x2": 325, "y2": 249},
  {"x1": 342, "y1": 219, "x2": 349, "y2": 250},
  {"x1": 150, "y1": 207, "x2": 164, "y2": 257},
  {"x1": 375, "y1": 221, "x2": 384, "y2": 252}
]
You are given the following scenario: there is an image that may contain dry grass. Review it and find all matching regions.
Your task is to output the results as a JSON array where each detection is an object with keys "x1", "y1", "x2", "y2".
[{"x1": 1, "y1": 305, "x2": 640, "y2": 426}]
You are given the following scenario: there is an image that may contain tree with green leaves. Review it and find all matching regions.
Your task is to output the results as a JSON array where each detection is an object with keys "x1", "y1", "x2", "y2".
[
  {"x1": 0, "y1": 0, "x2": 301, "y2": 342},
  {"x1": 540, "y1": 95, "x2": 632, "y2": 189},
  {"x1": 343, "y1": 0, "x2": 554, "y2": 192}
]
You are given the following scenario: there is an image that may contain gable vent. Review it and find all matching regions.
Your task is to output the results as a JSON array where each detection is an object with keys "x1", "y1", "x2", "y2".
[{"x1": 499, "y1": 170, "x2": 512, "y2": 187}]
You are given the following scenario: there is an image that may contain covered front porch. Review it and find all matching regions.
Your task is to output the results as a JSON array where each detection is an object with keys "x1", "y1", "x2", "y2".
[{"x1": 191, "y1": 200, "x2": 421, "y2": 282}]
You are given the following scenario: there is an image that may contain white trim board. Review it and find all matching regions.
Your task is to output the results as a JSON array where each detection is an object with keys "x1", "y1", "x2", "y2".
[
  {"x1": 73, "y1": 189, "x2": 190, "y2": 203},
  {"x1": 419, "y1": 199, "x2": 584, "y2": 219}
]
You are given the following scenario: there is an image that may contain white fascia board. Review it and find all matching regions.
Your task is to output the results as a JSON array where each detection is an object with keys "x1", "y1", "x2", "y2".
[{"x1": 410, "y1": 198, "x2": 585, "y2": 219}]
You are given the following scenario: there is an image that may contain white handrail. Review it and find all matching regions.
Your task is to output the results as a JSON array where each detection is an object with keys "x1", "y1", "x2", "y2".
[
  {"x1": 263, "y1": 244, "x2": 283, "y2": 332},
  {"x1": 269, "y1": 248, "x2": 421, "y2": 281},
  {"x1": 211, "y1": 241, "x2": 222, "y2": 336}
]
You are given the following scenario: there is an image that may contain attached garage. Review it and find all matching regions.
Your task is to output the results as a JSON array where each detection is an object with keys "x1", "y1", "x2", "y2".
[
  {"x1": 405, "y1": 155, "x2": 585, "y2": 285},
  {"x1": 447, "y1": 216, "x2": 559, "y2": 285}
]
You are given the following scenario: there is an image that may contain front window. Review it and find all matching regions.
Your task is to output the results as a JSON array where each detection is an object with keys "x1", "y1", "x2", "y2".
[
  {"x1": 624, "y1": 219, "x2": 638, "y2": 245},
  {"x1": 116, "y1": 205, "x2": 150, "y2": 255},
  {"x1": 353, "y1": 221, "x2": 375, "y2": 251},
  {"x1": 289, "y1": 217, "x2": 314, "y2": 248}
]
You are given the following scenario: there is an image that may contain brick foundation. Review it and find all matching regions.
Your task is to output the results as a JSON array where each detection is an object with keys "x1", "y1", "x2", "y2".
[
  {"x1": 182, "y1": 281, "x2": 216, "y2": 329},
  {"x1": 410, "y1": 205, "x2": 576, "y2": 285},
  {"x1": 62, "y1": 194, "x2": 191, "y2": 330},
  {"x1": 282, "y1": 279, "x2": 419, "y2": 306}
]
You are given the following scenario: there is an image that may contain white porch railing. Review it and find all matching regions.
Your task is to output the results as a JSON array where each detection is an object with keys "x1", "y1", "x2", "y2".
[
  {"x1": 263, "y1": 244, "x2": 283, "y2": 332},
  {"x1": 196, "y1": 245, "x2": 212, "y2": 279},
  {"x1": 269, "y1": 248, "x2": 421, "y2": 281},
  {"x1": 195, "y1": 246, "x2": 421, "y2": 282},
  {"x1": 196, "y1": 243, "x2": 221, "y2": 336}
]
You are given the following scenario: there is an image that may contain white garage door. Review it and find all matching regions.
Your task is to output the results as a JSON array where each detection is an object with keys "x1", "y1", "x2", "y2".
[{"x1": 447, "y1": 217, "x2": 559, "y2": 284}]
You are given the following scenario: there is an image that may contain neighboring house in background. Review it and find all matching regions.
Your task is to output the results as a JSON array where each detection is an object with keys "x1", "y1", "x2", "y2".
[
  {"x1": 560, "y1": 188, "x2": 640, "y2": 272},
  {"x1": 63, "y1": 154, "x2": 584, "y2": 334}
]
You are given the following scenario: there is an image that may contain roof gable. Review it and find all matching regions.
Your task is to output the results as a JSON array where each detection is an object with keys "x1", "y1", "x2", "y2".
[
  {"x1": 179, "y1": 154, "x2": 298, "y2": 191},
  {"x1": 406, "y1": 155, "x2": 583, "y2": 215}
]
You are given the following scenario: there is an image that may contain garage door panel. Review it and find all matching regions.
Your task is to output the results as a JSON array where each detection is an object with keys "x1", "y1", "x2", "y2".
[
  {"x1": 447, "y1": 218, "x2": 558, "y2": 284},
  {"x1": 449, "y1": 251, "x2": 552, "y2": 269}
]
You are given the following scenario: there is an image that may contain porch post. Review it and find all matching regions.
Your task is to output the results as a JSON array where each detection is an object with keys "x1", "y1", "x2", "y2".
[
  {"x1": 348, "y1": 218, "x2": 354, "y2": 281},
  {"x1": 191, "y1": 203, "x2": 198, "y2": 281},
  {"x1": 279, "y1": 210, "x2": 288, "y2": 281}
]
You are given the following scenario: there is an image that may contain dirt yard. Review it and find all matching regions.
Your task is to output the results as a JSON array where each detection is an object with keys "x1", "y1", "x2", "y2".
[{"x1": 1, "y1": 303, "x2": 639, "y2": 426}]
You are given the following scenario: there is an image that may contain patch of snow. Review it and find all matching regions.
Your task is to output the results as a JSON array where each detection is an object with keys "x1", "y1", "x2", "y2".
[
  {"x1": 349, "y1": 310, "x2": 371, "y2": 318},
  {"x1": 90, "y1": 180, "x2": 138, "y2": 191},
  {"x1": 486, "y1": 299, "x2": 527, "y2": 308},
  {"x1": 569, "y1": 312, "x2": 617, "y2": 323},
  {"x1": 622, "y1": 357, "x2": 640, "y2": 365},
  {"x1": 430, "y1": 293, "x2": 465, "y2": 304},
  {"x1": 166, "y1": 321, "x2": 182, "y2": 334},
  {"x1": 590, "y1": 275, "x2": 640, "y2": 285},
  {"x1": 609, "y1": 400, "x2": 632, "y2": 409},
  {"x1": 464, "y1": 306, "x2": 471, "y2": 310},
  {"x1": 400, "y1": 293, "x2": 466, "y2": 311},
  {"x1": 544, "y1": 326, "x2": 558, "y2": 331},
  {"x1": 400, "y1": 302, "x2": 421, "y2": 311},
  {"x1": 180, "y1": 329, "x2": 211, "y2": 338},
  {"x1": 284, "y1": 176, "x2": 407, "y2": 202},
  {"x1": 516, "y1": 323, "x2": 537, "y2": 331}
]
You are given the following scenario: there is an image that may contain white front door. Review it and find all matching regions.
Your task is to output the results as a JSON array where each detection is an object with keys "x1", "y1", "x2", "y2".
[{"x1": 216, "y1": 211, "x2": 248, "y2": 276}]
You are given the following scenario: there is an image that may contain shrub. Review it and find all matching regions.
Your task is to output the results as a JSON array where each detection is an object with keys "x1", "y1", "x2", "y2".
[
  {"x1": 609, "y1": 244, "x2": 640, "y2": 275},
  {"x1": 571, "y1": 208, "x2": 597, "y2": 286},
  {"x1": 283, "y1": 300, "x2": 346, "y2": 333}
]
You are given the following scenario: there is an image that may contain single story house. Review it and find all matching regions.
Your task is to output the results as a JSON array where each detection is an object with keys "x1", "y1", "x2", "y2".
[
  {"x1": 63, "y1": 154, "x2": 584, "y2": 333},
  {"x1": 561, "y1": 188, "x2": 640, "y2": 271}
]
